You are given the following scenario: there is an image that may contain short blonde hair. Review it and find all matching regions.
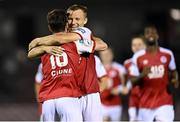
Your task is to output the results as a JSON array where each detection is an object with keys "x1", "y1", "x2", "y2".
[{"x1": 67, "y1": 4, "x2": 88, "y2": 17}]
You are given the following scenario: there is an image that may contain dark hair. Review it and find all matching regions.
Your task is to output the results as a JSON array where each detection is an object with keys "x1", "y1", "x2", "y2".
[
  {"x1": 131, "y1": 34, "x2": 145, "y2": 42},
  {"x1": 67, "y1": 4, "x2": 88, "y2": 17},
  {"x1": 47, "y1": 9, "x2": 67, "y2": 33}
]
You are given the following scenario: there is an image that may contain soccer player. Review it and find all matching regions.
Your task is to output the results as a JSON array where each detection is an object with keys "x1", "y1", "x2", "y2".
[
  {"x1": 28, "y1": 9, "x2": 98, "y2": 121},
  {"x1": 130, "y1": 25, "x2": 179, "y2": 122},
  {"x1": 123, "y1": 35, "x2": 145, "y2": 121},
  {"x1": 66, "y1": 5, "x2": 104, "y2": 121},
  {"x1": 99, "y1": 47, "x2": 128, "y2": 121}
]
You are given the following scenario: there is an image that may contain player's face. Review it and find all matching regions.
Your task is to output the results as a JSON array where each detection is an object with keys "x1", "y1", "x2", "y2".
[
  {"x1": 144, "y1": 27, "x2": 159, "y2": 46},
  {"x1": 67, "y1": 9, "x2": 87, "y2": 30},
  {"x1": 131, "y1": 38, "x2": 145, "y2": 53},
  {"x1": 99, "y1": 48, "x2": 113, "y2": 64}
]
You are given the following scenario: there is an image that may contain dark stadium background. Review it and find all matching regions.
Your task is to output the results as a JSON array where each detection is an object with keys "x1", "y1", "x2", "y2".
[{"x1": 0, "y1": 0, "x2": 180, "y2": 120}]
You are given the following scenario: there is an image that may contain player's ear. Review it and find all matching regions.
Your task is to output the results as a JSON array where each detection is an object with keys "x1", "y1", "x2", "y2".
[
  {"x1": 157, "y1": 34, "x2": 159, "y2": 40},
  {"x1": 48, "y1": 25, "x2": 53, "y2": 33},
  {"x1": 84, "y1": 18, "x2": 88, "y2": 25}
]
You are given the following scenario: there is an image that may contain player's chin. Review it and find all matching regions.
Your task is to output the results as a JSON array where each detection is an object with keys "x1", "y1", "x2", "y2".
[
  {"x1": 72, "y1": 27, "x2": 77, "y2": 29},
  {"x1": 71, "y1": 27, "x2": 78, "y2": 30},
  {"x1": 72, "y1": 24, "x2": 80, "y2": 29}
]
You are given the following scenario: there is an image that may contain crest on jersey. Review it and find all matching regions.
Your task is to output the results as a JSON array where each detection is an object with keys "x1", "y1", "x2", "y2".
[
  {"x1": 109, "y1": 70, "x2": 117, "y2": 78},
  {"x1": 143, "y1": 59, "x2": 148, "y2": 65},
  {"x1": 160, "y1": 56, "x2": 167, "y2": 64}
]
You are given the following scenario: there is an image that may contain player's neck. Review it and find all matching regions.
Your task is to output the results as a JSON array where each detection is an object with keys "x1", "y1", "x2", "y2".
[
  {"x1": 54, "y1": 31, "x2": 66, "y2": 34},
  {"x1": 146, "y1": 45, "x2": 159, "y2": 54},
  {"x1": 104, "y1": 62, "x2": 112, "y2": 69}
]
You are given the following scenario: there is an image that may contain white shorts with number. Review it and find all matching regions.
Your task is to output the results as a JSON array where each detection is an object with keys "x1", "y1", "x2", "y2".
[
  {"x1": 41, "y1": 97, "x2": 83, "y2": 121},
  {"x1": 102, "y1": 104, "x2": 122, "y2": 121},
  {"x1": 79, "y1": 92, "x2": 103, "y2": 121},
  {"x1": 138, "y1": 105, "x2": 174, "y2": 122}
]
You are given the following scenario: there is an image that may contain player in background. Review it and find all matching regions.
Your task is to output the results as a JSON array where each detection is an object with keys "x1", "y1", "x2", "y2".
[
  {"x1": 123, "y1": 35, "x2": 145, "y2": 121},
  {"x1": 130, "y1": 25, "x2": 179, "y2": 122},
  {"x1": 28, "y1": 9, "x2": 102, "y2": 121},
  {"x1": 99, "y1": 47, "x2": 128, "y2": 121}
]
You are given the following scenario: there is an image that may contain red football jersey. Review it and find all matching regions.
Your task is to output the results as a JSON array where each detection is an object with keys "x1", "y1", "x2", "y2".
[
  {"x1": 76, "y1": 53, "x2": 100, "y2": 95},
  {"x1": 100, "y1": 62, "x2": 126, "y2": 106},
  {"x1": 39, "y1": 27, "x2": 94, "y2": 102},
  {"x1": 39, "y1": 43, "x2": 82, "y2": 102},
  {"x1": 124, "y1": 58, "x2": 140, "y2": 107},
  {"x1": 131, "y1": 47, "x2": 176, "y2": 108}
]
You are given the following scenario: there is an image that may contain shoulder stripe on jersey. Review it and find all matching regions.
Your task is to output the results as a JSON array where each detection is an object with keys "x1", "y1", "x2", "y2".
[
  {"x1": 159, "y1": 47, "x2": 173, "y2": 55},
  {"x1": 132, "y1": 49, "x2": 146, "y2": 65}
]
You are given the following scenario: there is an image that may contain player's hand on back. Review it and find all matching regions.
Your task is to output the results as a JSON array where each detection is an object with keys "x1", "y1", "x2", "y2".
[
  {"x1": 44, "y1": 46, "x2": 64, "y2": 56},
  {"x1": 29, "y1": 38, "x2": 41, "y2": 51}
]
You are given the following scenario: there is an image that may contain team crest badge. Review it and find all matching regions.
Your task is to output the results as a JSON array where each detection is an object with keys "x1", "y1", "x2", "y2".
[
  {"x1": 160, "y1": 56, "x2": 167, "y2": 63},
  {"x1": 143, "y1": 59, "x2": 148, "y2": 65},
  {"x1": 109, "y1": 70, "x2": 117, "y2": 77}
]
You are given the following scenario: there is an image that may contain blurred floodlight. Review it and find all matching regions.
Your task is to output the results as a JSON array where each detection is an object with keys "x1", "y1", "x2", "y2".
[{"x1": 170, "y1": 9, "x2": 180, "y2": 21}]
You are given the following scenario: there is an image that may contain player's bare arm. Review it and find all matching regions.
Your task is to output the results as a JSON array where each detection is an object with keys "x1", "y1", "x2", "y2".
[
  {"x1": 29, "y1": 35, "x2": 107, "y2": 52},
  {"x1": 92, "y1": 36, "x2": 108, "y2": 51},
  {"x1": 28, "y1": 32, "x2": 81, "y2": 51},
  {"x1": 35, "y1": 82, "x2": 40, "y2": 101},
  {"x1": 28, "y1": 45, "x2": 64, "y2": 59},
  {"x1": 28, "y1": 45, "x2": 46, "y2": 59},
  {"x1": 170, "y1": 70, "x2": 179, "y2": 88},
  {"x1": 99, "y1": 76, "x2": 110, "y2": 92},
  {"x1": 120, "y1": 73, "x2": 126, "y2": 86}
]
